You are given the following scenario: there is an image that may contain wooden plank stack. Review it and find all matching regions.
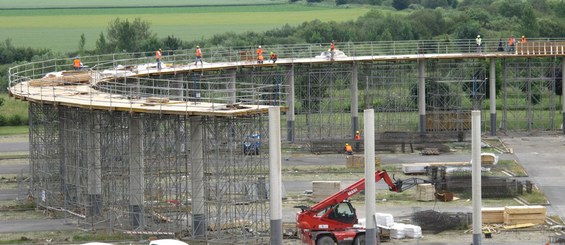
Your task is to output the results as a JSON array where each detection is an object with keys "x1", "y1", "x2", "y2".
[
  {"x1": 414, "y1": 183, "x2": 435, "y2": 201},
  {"x1": 312, "y1": 181, "x2": 341, "y2": 202},
  {"x1": 346, "y1": 155, "x2": 381, "y2": 170},
  {"x1": 482, "y1": 207, "x2": 505, "y2": 224},
  {"x1": 503, "y1": 205, "x2": 546, "y2": 225}
]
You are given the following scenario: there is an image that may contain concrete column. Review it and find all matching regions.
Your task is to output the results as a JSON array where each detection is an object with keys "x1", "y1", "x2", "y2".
[
  {"x1": 129, "y1": 117, "x2": 144, "y2": 228},
  {"x1": 489, "y1": 58, "x2": 497, "y2": 136},
  {"x1": 471, "y1": 110, "x2": 482, "y2": 245},
  {"x1": 286, "y1": 65, "x2": 295, "y2": 142},
  {"x1": 562, "y1": 58, "x2": 565, "y2": 134},
  {"x1": 229, "y1": 70, "x2": 236, "y2": 104},
  {"x1": 418, "y1": 60, "x2": 426, "y2": 134},
  {"x1": 351, "y1": 63, "x2": 359, "y2": 137},
  {"x1": 87, "y1": 115, "x2": 102, "y2": 217},
  {"x1": 190, "y1": 116, "x2": 206, "y2": 237},
  {"x1": 364, "y1": 109, "x2": 376, "y2": 245},
  {"x1": 269, "y1": 107, "x2": 283, "y2": 245}
]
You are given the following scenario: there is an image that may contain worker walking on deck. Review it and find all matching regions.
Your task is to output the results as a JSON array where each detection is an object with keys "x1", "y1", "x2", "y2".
[
  {"x1": 73, "y1": 56, "x2": 83, "y2": 70},
  {"x1": 194, "y1": 46, "x2": 203, "y2": 66},
  {"x1": 156, "y1": 48, "x2": 162, "y2": 70},
  {"x1": 344, "y1": 143, "x2": 353, "y2": 155}
]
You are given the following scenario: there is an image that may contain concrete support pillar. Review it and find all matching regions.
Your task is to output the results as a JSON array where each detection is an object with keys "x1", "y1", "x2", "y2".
[
  {"x1": 489, "y1": 58, "x2": 497, "y2": 136},
  {"x1": 229, "y1": 70, "x2": 237, "y2": 104},
  {"x1": 418, "y1": 60, "x2": 426, "y2": 134},
  {"x1": 351, "y1": 63, "x2": 359, "y2": 138},
  {"x1": 87, "y1": 115, "x2": 102, "y2": 217},
  {"x1": 471, "y1": 110, "x2": 482, "y2": 245},
  {"x1": 562, "y1": 58, "x2": 565, "y2": 134},
  {"x1": 190, "y1": 116, "x2": 206, "y2": 237},
  {"x1": 286, "y1": 65, "x2": 295, "y2": 142},
  {"x1": 269, "y1": 107, "x2": 283, "y2": 245},
  {"x1": 129, "y1": 117, "x2": 144, "y2": 228},
  {"x1": 364, "y1": 109, "x2": 376, "y2": 245}
]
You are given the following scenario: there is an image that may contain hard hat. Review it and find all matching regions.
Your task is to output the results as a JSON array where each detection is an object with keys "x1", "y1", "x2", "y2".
[
  {"x1": 196, "y1": 45, "x2": 200, "y2": 48},
  {"x1": 270, "y1": 52, "x2": 273, "y2": 55},
  {"x1": 522, "y1": 36, "x2": 525, "y2": 38},
  {"x1": 356, "y1": 130, "x2": 359, "y2": 133},
  {"x1": 345, "y1": 143, "x2": 349, "y2": 146},
  {"x1": 159, "y1": 48, "x2": 162, "y2": 51},
  {"x1": 477, "y1": 35, "x2": 480, "y2": 38},
  {"x1": 258, "y1": 45, "x2": 261, "y2": 48}
]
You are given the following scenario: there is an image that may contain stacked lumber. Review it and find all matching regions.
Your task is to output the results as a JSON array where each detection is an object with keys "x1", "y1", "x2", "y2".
[
  {"x1": 481, "y1": 153, "x2": 498, "y2": 165},
  {"x1": 414, "y1": 183, "x2": 435, "y2": 201},
  {"x1": 345, "y1": 155, "x2": 381, "y2": 170},
  {"x1": 503, "y1": 205, "x2": 546, "y2": 225},
  {"x1": 312, "y1": 181, "x2": 341, "y2": 202},
  {"x1": 146, "y1": 97, "x2": 170, "y2": 103},
  {"x1": 29, "y1": 72, "x2": 91, "y2": 87},
  {"x1": 482, "y1": 207, "x2": 504, "y2": 224}
]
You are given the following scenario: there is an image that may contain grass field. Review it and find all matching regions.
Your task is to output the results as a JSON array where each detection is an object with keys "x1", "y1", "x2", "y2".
[
  {"x1": 0, "y1": 0, "x2": 288, "y2": 9},
  {"x1": 0, "y1": 4, "x2": 371, "y2": 52}
]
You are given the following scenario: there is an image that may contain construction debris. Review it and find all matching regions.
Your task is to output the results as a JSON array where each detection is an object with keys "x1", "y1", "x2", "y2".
[{"x1": 421, "y1": 148, "x2": 440, "y2": 155}]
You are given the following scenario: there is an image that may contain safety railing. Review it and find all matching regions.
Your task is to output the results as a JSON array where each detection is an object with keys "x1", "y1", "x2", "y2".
[{"x1": 9, "y1": 38, "x2": 565, "y2": 111}]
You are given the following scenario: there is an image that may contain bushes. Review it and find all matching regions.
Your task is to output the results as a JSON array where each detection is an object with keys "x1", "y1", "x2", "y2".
[{"x1": 0, "y1": 114, "x2": 28, "y2": 126}]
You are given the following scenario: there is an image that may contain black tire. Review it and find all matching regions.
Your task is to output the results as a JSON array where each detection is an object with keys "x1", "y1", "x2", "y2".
[
  {"x1": 353, "y1": 234, "x2": 365, "y2": 245},
  {"x1": 316, "y1": 236, "x2": 335, "y2": 245}
]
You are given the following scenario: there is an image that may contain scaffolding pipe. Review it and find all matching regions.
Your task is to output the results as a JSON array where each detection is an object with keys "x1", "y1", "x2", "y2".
[{"x1": 191, "y1": 116, "x2": 205, "y2": 238}]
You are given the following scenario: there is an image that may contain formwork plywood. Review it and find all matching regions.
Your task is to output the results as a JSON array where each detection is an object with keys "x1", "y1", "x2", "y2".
[{"x1": 504, "y1": 205, "x2": 546, "y2": 214}]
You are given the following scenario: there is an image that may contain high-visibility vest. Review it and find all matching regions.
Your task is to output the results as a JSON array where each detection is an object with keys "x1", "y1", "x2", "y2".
[
  {"x1": 509, "y1": 38, "x2": 515, "y2": 45},
  {"x1": 73, "y1": 59, "x2": 81, "y2": 68},
  {"x1": 355, "y1": 134, "x2": 361, "y2": 141},
  {"x1": 345, "y1": 145, "x2": 352, "y2": 152},
  {"x1": 196, "y1": 48, "x2": 202, "y2": 57},
  {"x1": 256, "y1": 48, "x2": 263, "y2": 55},
  {"x1": 521, "y1": 37, "x2": 526, "y2": 43},
  {"x1": 156, "y1": 50, "x2": 162, "y2": 59}
]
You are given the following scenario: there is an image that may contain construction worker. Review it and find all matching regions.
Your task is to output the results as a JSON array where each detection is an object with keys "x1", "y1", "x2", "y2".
[
  {"x1": 257, "y1": 54, "x2": 264, "y2": 64},
  {"x1": 521, "y1": 35, "x2": 527, "y2": 43},
  {"x1": 330, "y1": 40, "x2": 335, "y2": 61},
  {"x1": 475, "y1": 35, "x2": 482, "y2": 53},
  {"x1": 256, "y1": 46, "x2": 263, "y2": 63},
  {"x1": 195, "y1": 46, "x2": 203, "y2": 66},
  {"x1": 354, "y1": 130, "x2": 361, "y2": 151},
  {"x1": 508, "y1": 35, "x2": 516, "y2": 53},
  {"x1": 156, "y1": 48, "x2": 162, "y2": 70},
  {"x1": 270, "y1": 52, "x2": 278, "y2": 63},
  {"x1": 73, "y1": 56, "x2": 82, "y2": 71},
  {"x1": 344, "y1": 143, "x2": 353, "y2": 155}
]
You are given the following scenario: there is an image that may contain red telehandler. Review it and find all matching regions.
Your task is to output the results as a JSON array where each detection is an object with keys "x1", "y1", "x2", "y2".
[{"x1": 294, "y1": 170, "x2": 431, "y2": 245}]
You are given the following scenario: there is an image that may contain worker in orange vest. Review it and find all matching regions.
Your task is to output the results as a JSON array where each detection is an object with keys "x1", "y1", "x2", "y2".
[
  {"x1": 73, "y1": 56, "x2": 82, "y2": 70},
  {"x1": 354, "y1": 130, "x2": 361, "y2": 151},
  {"x1": 270, "y1": 52, "x2": 278, "y2": 63},
  {"x1": 508, "y1": 35, "x2": 516, "y2": 53},
  {"x1": 256, "y1": 46, "x2": 263, "y2": 64},
  {"x1": 195, "y1": 46, "x2": 203, "y2": 66},
  {"x1": 521, "y1": 35, "x2": 526, "y2": 43},
  {"x1": 344, "y1": 143, "x2": 353, "y2": 155},
  {"x1": 156, "y1": 48, "x2": 162, "y2": 70}
]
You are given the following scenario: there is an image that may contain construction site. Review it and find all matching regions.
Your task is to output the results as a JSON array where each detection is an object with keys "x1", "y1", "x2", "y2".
[{"x1": 7, "y1": 40, "x2": 565, "y2": 244}]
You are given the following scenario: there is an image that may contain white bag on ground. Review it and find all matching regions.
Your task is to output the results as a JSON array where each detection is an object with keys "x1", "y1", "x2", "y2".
[{"x1": 404, "y1": 224, "x2": 422, "y2": 238}]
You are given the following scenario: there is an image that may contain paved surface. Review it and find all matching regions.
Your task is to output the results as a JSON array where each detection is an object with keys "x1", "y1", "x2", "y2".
[{"x1": 0, "y1": 142, "x2": 28, "y2": 152}]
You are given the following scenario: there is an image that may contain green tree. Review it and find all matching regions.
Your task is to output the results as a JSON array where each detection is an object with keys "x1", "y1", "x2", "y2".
[
  {"x1": 105, "y1": 18, "x2": 154, "y2": 52},
  {"x1": 393, "y1": 0, "x2": 411, "y2": 10},
  {"x1": 78, "y1": 33, "x2": 86, "y2": 51},
  {"x1": 95, "y1": 32, "x2": 108, "y2": 54}
]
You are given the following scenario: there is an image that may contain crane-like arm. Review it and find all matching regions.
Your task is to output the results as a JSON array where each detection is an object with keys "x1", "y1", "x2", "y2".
[{"x1": 296, "y1": 170, "x2": 426, "y2": 213}]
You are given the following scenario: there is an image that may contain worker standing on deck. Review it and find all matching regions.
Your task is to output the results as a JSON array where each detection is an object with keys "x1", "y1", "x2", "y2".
[
  {"x1": 270, "y1": 52, "x2": 278, "y2": 63},
  {"x1": 521, "y1": 35, "x2": 527, "y2": 43},
  {"x1": 195, "y1": 46, "x2": 203, "y2": 66},
  {"x1": 73, "y1": 56, "x2": 83, "y2": 70},
  {"x1": 256, "y1": 46, "x2": 263, "y2": 64},
  {"x1": 508, "y1": 35, "x2": 516, "y2": 53},
  {"x1": 475, "y1": 35, "x2": 482, "y2": 53},
  {"x1": 156, "y1": 48, "x2": 162, "y2": 70},
  {"x1": 344, "y1": 143, "x2": 353, "y2": 155}
]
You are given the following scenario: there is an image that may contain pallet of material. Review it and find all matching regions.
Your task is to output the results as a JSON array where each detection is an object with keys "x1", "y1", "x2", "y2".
[
  {"x1": 346, "y1": 155, "x2": 381, "y2": 169},
  {"x1": 312, "y1": 181, "x2": 341, "y2": 202},
  {"x1": 482, "y1": 207, "x2": 504, "y2": 224},
  {"x1": 414, "y1": 183, "x2": 435, "y2": 201},
  {"x1": 503, "y1": 205, "x2": 546, "y2": 225}
]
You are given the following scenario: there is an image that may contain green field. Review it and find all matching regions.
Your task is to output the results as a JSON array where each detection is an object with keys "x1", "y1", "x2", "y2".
[
  {"x1": 0, "y1": 4, "x2": 371, "y2": 52},
  {"x1": 0, "y1": 0, "x2": 287, "y2": 9}
]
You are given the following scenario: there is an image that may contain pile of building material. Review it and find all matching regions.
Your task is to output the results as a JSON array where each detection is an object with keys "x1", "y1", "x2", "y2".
[
  {"x1": 414, "y1": 183, "x2": 435, "y2": 201},
  {"x1": 481, "y1": 205, "x2": 547, "y2": 225},
  {"x1": 29, "y1": 71, "x2": 91, "y2": 87},
  {"x1": 402, "y1": 162, "x2": 469, "y2": 174},
  {"x1": 311, "y1": 181, "x2": 340, "y2": 202},
  {"x1": 357, "y1": 213, "x2": 422, "y2": 239},
  {"x1": 421, "y1": 148, "x2": 440, "y2": 155},
  {"x1": 345, "y1": 155, "x2": 381, "y2": 169}
]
